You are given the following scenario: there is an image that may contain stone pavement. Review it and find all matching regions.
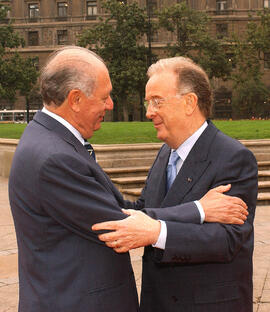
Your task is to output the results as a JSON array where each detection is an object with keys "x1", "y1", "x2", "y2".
[{"x1": 0, "y1": 176, "x2": 270, "y2": 312}]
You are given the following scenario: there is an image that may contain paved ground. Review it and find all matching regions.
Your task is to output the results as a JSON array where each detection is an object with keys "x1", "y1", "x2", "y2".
[{"x1": 0, "y1": 176, "x2": 270, "y2": 312}]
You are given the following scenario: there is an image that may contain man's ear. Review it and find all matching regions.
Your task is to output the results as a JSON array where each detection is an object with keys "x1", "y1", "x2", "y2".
[
  {"x1": 67, "y1": 89, "x2": 82, "y2": 113},
  {"x1": 185, "y1": 93, "x2": 198, "y2": 116}
]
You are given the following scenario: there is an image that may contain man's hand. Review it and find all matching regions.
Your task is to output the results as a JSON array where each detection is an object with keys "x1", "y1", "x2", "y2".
[
  {"x1": 199, "y1": 184, "x2": 248, "y2": 224},
  {"x1": 92, "y1": 210, "x2": 161, "y2": 253}
]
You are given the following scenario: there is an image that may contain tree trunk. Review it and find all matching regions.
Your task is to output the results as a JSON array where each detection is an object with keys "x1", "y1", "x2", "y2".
[
  {"x1": 122, "y1": 104, "x2": 129, "y2": 121},
  {"x1": 121, "y1": 97, "x2": 129, "y2": 121}
]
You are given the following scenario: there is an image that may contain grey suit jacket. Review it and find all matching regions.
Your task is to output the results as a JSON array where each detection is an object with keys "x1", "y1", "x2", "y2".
[
  {"x1": 127, "y1": 121, "x2": 258, "y2": 312},
  {"x1": 9, "y1": 111, "x2": 139, "y2": 312}
]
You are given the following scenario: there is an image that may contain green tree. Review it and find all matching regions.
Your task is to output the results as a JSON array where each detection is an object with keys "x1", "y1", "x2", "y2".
[
  {"x1": 78, "y1": 0, "x2": 151, "y2": 121},
  {"x1": 158, "y1": 2, "x2": 231, "y2": 80},
  {"x1": 247, "y1": 9, "x2": 270, "y2": 63},
  {"x1": 0, "y1": 4, "x2": 39, "y2": 110},
  {"x1": 231, "y1": 10, "x2": 270, "y2": 118}
]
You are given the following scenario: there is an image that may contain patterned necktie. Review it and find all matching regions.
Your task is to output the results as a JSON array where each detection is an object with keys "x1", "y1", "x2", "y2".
[
  {"x1": 84, "y1": 140, "x2": 96, "y2": 161},
  {"x1": 167, "y1": 150, "x2": 180, "y2": 191}
]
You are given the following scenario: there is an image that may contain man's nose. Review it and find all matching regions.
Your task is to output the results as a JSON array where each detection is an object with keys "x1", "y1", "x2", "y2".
[
  {"x1": 105, "y1": 96, "x2": 113, "y2": 110},
  {"x1": 145, "y1": 104, "x2": 156, "y2": 120}
]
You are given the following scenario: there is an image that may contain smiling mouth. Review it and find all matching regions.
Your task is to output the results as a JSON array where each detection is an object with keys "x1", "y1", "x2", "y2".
[{"x1": 154, "y1": 122, "x2": 162, "y2": 128}]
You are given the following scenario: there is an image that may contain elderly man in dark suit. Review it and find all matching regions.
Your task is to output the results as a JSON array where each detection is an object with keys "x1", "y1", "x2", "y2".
[
  {"x1": 93, "y1": 57, "x2": 258, "y2": 312},
  {"x1": 8, "y1": 46, "x2": 140, "y2": 312}
]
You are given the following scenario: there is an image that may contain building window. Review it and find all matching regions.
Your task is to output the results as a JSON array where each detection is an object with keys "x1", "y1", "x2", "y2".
[
  {"x1": 216, "y1": 0, "x2": 227, "y2": 13},
  {"x1": 28, "y1": 31, "x2": 39, "y2": 46},
  {"x1": 216, "y1": 23, "x2": 228, "y2": 39},
  {"x1": 264, "y1": 1, "x2": 270, "y2": 8},
  {"x1": 33, "y1": 56, "x2": 39, "y2": 70},
  {"x1": 265, "y1": 53, "x2": 270, "y2": 69},
  {"x1": 57, "y1": 30, "x2": 68, "y2": 45},
  {"x1": 86, "y1": 1, "x2": 97, "y2": 19},
  {"x1": 57, "y1": 2, "x2": 68, "y2": 17},
  {"x1": 0, "y1": 5, "x2": 10, "y2": 23},
  {"x1": 28, "y1": 3, "x2": 39, "y2": 20},
  {"x1": 147, "y1": 0, "x2": 157, "y2": 16},
  {"x1": 150, "y1": 30, "x2": 158, "y2": 42}
]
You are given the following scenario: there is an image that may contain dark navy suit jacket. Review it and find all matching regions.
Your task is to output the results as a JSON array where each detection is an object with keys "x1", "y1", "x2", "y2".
[
  {"x1": 127, "y1": 121, "x2": 258, "y2": 312},
  {"x1": 9, "y1": 111, "x2": 139, "y2": 312}
]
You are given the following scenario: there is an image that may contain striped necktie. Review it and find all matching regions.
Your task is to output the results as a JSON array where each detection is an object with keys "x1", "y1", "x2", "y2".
[{"x1": 84, "y1": 140, "x2": 96, "y2": 161}]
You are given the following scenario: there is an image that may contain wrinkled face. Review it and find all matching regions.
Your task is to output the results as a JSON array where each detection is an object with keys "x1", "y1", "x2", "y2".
[
  {"x1": 145, "y1": 71, "x2": 189, "y2": 149},
  {"x1": 78, "y1": 66, "x2": 113, "y2": 139}
]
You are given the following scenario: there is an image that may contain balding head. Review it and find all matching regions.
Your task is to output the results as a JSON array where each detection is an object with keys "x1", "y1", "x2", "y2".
[{"x1": 40, "y1": 46, "x2": 107, "y2": 107}]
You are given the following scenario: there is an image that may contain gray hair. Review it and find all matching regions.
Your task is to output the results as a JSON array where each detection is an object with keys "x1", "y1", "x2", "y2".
[
  {"x1": 40, "y1": 46, "x2": 105, "y2": 106},
  {"x1": 147, "y1": 57, "x2": 212, "y2": 118}
]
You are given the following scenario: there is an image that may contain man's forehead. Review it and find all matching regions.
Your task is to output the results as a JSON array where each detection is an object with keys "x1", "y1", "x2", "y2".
[
  {"x1": 146, "y1": 71, "x2": 178, "y2": 94},
  {"x1": 148, "y1": 70, "x2": 177, "y2": 83}
]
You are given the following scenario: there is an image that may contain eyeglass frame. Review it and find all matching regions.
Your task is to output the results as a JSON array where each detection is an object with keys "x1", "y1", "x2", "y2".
[{"x1": 144, "y1": 93, "x2": 190, "y2": 112}]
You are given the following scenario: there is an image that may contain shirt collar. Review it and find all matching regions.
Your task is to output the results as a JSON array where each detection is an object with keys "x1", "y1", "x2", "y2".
[
  {"x1": 42, "y1": 107, "x2": 85, "y2": 145},
  {"x1": 174, "y1": 121, "x2": 208, "y2": 161}
]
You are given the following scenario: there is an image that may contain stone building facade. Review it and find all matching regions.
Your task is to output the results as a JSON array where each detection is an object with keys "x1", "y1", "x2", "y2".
[{"x1": 1, "y1": 0, "x2": 270, "y2": 118}]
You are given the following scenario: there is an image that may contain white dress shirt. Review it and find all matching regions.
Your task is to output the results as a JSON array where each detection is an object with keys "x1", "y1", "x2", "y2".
[
  {"x1": 153, "y1": 121, "x2": 208, "y2": 249},
  {"x1": 42, "y1": 107, "x2": 85, "y2": 145}
]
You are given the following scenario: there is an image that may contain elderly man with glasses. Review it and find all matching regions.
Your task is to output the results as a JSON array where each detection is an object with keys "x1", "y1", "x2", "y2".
[{"x1": 93, "y1": 56, "x2": 258, "y2": 312}]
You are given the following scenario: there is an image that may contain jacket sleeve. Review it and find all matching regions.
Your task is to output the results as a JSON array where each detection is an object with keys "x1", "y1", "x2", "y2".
[
  {"x1": 123, "y1": 175, "x2": 201, "y2": 223},
  {"x1": 154, "y1": 147, "x2": 258, "y2": 264},
  {"x1": 38, "y1": 152, "x2": 126, "y2": 244},
  {"x1": 143, "y1": 201, "x2": 201, "y2": 224}
]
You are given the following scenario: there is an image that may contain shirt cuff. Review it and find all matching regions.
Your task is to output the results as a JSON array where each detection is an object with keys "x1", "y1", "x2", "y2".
[
  {"x1": 195, "y1": 200, "x2": 205, "y2": 224},
  {"x1": 152, "y1": 220, "x2": 167, "y2": 250}
]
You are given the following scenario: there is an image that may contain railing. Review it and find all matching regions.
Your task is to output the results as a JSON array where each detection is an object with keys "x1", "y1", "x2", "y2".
[{"x1": 0, "y1": 110, "x2": 37, "y2": 123}]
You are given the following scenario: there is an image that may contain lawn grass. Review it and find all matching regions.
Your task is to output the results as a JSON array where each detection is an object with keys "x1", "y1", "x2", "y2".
[
  {"x1": 0, "y1": 123, "x2": 27, "y2": 139},
  {"x1": 213, "y1": 120, "x2": 270, "y2": 140},
  {"x1": 0, "y1": 120, "x2": 270, "y2": 143}
]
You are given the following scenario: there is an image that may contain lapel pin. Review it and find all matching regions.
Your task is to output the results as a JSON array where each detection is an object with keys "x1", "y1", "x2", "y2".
[{"x1": 187, "y1": 177, "x2": 192, "y2": 182}]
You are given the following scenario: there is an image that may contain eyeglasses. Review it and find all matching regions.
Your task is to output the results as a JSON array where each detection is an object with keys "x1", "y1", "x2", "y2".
[{"x1": 144, "y1": 94, "x2": 188, "y2": 112}]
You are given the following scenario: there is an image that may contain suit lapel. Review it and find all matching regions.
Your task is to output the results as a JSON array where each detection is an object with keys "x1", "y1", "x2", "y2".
[
  {"x1": 33, "y1": 111, "x2": 88, "y2": 158},
  {"x1": 151, "y1": 145, "x2": 170, "y2": 207},
  {"x1": 162, "y1": 121, "x2": 218, "y2": 207},
  {"x1": 33, "y1": 111, "x2": 122, "y2": 199}
]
